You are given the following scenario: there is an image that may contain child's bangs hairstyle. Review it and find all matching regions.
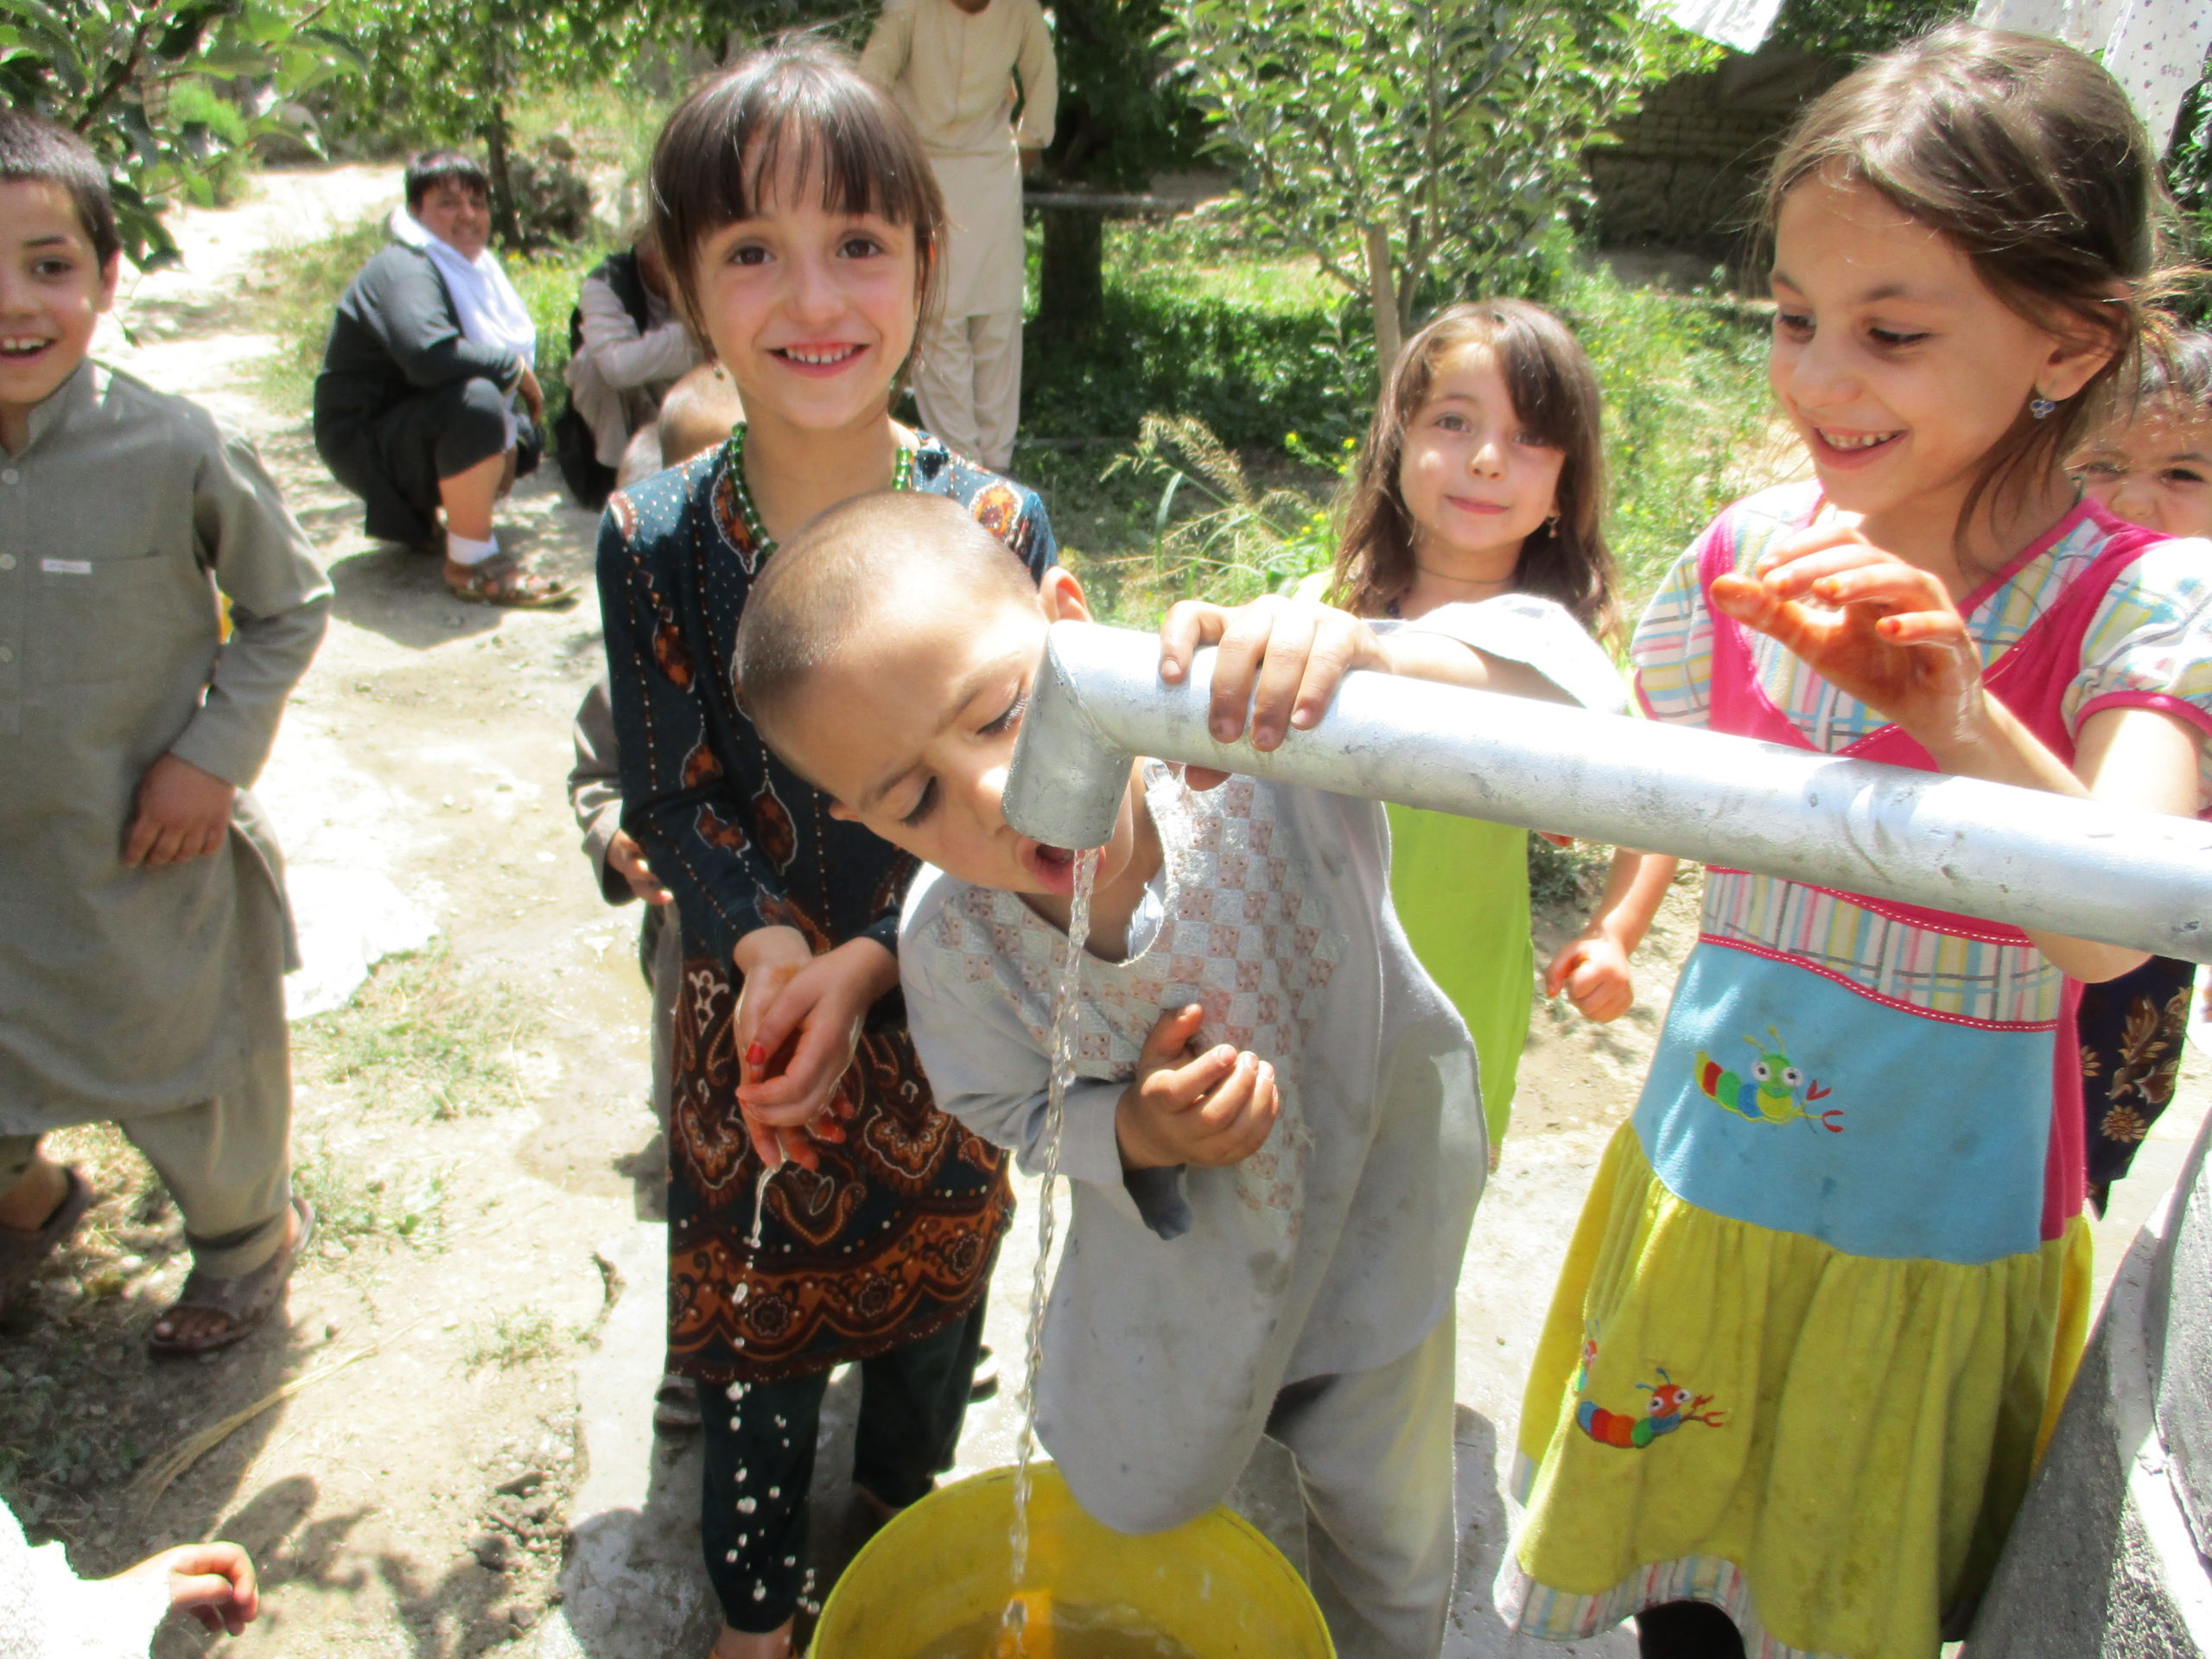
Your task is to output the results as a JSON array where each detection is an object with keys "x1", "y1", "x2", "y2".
[
  {"x1": 404, "y1": 149, "x2": 491, "y2": 212},
  {"x1": 1764, "y1": 24, "x2": 2172, "y2": 539},
  {"x1": 0, "y1": 110, "x2": 119, "y2": 271},
  {"x1": 1331, "y1": 299, "x2": 1617, "y2": 638},
  {"x1": 650, "y1": 36, "x2": 944, "y2": 344}
]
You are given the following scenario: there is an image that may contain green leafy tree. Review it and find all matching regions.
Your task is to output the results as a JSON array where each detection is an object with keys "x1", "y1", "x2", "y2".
[
  {"x1": 1033, "y1": 0, "x2": 1205, "y2": 339},
  {"x1": 1161, "y1": 0, "x2": 1713, "y2": 366},
  {"x1": 0, "y1": 0, "x2": 359, "y2": 267},
  {"x1": 332, "y1": 0, "x2": 642, "y2": 247}
]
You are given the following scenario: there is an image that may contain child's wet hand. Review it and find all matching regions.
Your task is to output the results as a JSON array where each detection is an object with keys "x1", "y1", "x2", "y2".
[
  {"x1": 123, "y1": 753, "x2": 236, "y2": 868},
  {"x1": 1544, "y1": 935, "x2": 1634, "y2": 1023},
  {"x1": 1116, "y1": 1003, "x2": 1281, "y2": 1170},
  {"x1": 735, "y1": 938, "x2": 895, "y2": 1158},
  {"x1": 1711, "y1": 525, "x2": 1986, "y2": 751}
]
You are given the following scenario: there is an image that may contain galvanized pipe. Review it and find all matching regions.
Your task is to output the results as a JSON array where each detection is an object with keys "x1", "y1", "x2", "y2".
[{"x1": 1002, "y1": 620, "x2": 2212, "y2": 964}]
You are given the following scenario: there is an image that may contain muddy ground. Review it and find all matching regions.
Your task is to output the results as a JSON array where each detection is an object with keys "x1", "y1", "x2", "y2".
[{"x1": 1, "y1": 168, "x2": 2202, "y2": 1659}]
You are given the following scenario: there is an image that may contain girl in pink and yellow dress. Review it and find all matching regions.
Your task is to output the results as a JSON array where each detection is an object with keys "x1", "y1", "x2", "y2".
[{"x1": 1503, "y1": 26, "x2": 2212, "y2": 1659}]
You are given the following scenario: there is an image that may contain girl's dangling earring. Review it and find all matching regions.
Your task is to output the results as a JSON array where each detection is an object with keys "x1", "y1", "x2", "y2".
[
  {"x1": 2028, "y1": 392, "x2": 2057, "y2": 420},
  {"x1": 1543, "y1": 510, "x2": 1561, "y2": 533}
]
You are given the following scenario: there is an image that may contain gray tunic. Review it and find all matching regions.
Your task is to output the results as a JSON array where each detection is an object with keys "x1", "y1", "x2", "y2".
[
  {"x1": 899, "y1": 599, "x2": 1625, "y2": 1534},
  {"x1": 0, "y1": 361, "x2": 330, "y2": 1129}
]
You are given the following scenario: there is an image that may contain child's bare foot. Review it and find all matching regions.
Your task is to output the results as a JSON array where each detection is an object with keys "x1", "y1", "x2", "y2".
[
  {"x1": 149, "y1": 1198, "x2": 312, "y2": 1357},
  {"x1": 709, "y1": 1619, "x2": 793, "y2": 1658}
]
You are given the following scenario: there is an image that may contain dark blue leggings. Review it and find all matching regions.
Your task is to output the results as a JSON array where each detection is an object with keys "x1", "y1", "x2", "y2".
[{"x1": 696, "y1": 1296, "x2": 988, "y2": 1632}]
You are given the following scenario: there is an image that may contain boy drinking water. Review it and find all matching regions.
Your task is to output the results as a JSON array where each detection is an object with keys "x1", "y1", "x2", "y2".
[
  {"x1": 0, "y1": 112, "x2": 327, "y2": 1354},
  {"x1": 734, "y1": 490, "x2": 1623, "y2": 1657}
]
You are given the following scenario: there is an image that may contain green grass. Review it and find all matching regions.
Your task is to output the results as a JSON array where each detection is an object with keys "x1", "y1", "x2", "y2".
[
  {"x1": 293, "y1": 1139, "x2": 449, "y2": 1248},
  {"x1": 293, "y1": 945, "x2": 536, "y2": 1123},
  {"x1": 464, "y1": 1308, "x2": 566, "y2": 1370}
]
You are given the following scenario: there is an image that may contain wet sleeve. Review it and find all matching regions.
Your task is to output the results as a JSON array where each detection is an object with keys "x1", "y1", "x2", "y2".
[
  {"x1": 171, "y1": 416, "x2": 332, "y2": 788},
  {"x1": 2069, "y1": 536, "x2": 2212, "y2": 810},
  {"x1": 596, "y1": 494, "x2": 791, "y2": 964}
]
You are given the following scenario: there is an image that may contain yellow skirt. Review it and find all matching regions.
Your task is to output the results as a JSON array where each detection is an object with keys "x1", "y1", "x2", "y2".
[{"x1": 1504, "y1": 1123, "x2": 2092, "y2": 1659}]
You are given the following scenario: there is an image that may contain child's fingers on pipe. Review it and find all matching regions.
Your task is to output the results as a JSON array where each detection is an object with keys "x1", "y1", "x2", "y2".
[
  {"x1": 1287, "y1": 620, "x2": 1363, "y2": 735},
  {"x1": 1246, "y1": 608, "x2": 1319, "y2": 751},
  {"x1": 1159, "y1": 597, "x2": 1240, "y2": 683}
]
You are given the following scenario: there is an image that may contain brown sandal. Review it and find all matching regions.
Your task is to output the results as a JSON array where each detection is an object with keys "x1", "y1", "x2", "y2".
[
  {"x1": 0, "y1": 1166, "x2": 92, "y2": 1313},
  {"x1": 444, "y1": 551, "x2": 578, "y2": 609},
  {"x1": 149, "y1": 1196, "x2": 315, "y2": 1359}
]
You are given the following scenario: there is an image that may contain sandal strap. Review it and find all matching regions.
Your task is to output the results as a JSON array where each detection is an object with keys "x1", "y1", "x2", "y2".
[{"x1": 151, "y1": 1197, "x2": 315, "y2": 1351}]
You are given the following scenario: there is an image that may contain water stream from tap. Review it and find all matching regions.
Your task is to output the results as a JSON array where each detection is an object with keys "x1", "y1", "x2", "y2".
[{"x1": 998, "y1": 848, "x2": 1100, "y2": 1655}]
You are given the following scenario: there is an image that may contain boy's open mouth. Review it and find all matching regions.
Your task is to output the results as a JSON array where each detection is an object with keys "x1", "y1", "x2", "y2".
[
  {"x1": 1023, "y1": 839, "x2": 1078, "y2": 895},
  {"x1": 0, "y1": 335, "x2": 54, "y2": 359}
]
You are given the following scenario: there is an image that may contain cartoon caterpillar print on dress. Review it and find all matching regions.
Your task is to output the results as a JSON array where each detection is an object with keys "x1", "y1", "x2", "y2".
[
  {"x1": 1575, "y1": 1364, "x2": 1725, "y2": 1449},
  {"x1": 1696, "y1": 1025, "x2": 1842, "y2": 1132}
]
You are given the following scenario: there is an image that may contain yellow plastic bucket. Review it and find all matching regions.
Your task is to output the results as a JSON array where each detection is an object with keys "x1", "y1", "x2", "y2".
[{"x1": 813, "y1": 1464, "x2": 1334, "y2": 1657}]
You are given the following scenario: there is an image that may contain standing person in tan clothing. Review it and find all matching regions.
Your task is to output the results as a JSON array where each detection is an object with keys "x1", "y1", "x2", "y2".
[
  {"x1": 0, "y1": 111, "x2": 327, "y2": 1357},
  {"x1": 861, "y1": 0, "x2": 1055, "y2": 472}
]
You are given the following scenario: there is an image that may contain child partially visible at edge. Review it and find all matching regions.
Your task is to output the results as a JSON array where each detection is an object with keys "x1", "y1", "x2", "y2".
[
  {"x1": 732, "y1": 490, "x2": 1627, "y2": 1659},
  {"x1": 1502, "y1": 29, "x2": 2212, "y2": 1659},
  {"x1": 2067, "y1": 327, "x2": 2212, "y2": 1214},
  {"x1": 0, "y1": 111, "x2": 327, "y2": 1357},
  {"x1": 1300, "y1": 297, "x2": 1675, "y2": 1157},
  {"x1": 595, "y1": 41, "x2": 1057, "y2": 1659}
]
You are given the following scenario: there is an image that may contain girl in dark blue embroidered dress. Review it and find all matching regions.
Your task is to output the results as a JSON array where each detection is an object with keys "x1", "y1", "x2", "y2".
[{"x1": 595, "y1": 41, "x2": 1054, "y2": 1659}]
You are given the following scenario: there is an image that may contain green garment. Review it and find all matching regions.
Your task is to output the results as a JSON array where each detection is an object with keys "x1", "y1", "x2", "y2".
[{"x1": 1386, "y1": 803, "x2": 1529, "y2": 1147}]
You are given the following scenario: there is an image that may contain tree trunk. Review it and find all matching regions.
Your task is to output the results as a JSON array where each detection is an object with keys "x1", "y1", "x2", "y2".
[
  {"x1": 1363, "y1": 222, "x2": 1402, "y2": 370},
  {"x1": 1038, "y1": 205, "x2": 1105, "y2": 341},
  {"x1": 484, "y1": 96, "x2": 522, "y2": 251}
]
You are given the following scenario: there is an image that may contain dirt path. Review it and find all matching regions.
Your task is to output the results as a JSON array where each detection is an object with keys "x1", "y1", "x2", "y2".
[{"x1": 6, "y1": 166, "x2": 2204, "y2": 1659}]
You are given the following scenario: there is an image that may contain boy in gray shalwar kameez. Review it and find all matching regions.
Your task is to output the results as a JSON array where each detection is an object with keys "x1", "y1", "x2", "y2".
[
  {"x1": 730, "y1": 492, "x2": 1624, "y2": 1659},
  {"x1": 0, "y1": 113, "x2": 328, "y2": 1356}
]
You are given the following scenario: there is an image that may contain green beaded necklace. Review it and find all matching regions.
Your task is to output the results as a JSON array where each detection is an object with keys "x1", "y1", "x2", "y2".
[{"x1": 723, "y1": 423, "x2": 918, "y2": 553}]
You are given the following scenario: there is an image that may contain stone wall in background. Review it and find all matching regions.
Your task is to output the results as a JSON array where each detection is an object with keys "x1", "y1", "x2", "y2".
[{"x1": 1584, "y1": 47, "x2": 1847, "y2": 278}]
